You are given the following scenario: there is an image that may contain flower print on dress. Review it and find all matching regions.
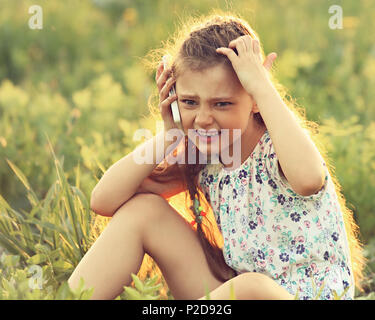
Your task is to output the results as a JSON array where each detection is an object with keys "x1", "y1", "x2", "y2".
[
  {"x1": 255, "y1": 173, "x2": 263, "y2": 184},
  {"x1": 331, "y1": 232, "x2": 339, "y2": 242},
  {"x1": 238, "y1": 184, "x2": 245, "y2": 197},
  {"x1": 290, "y1": 212, "x2": 301, "y2": 222},
  {"x1": 296, "y1": 244, "x2": 305, "y2": 255},
  {"x1": 223, "y1": 175, "x2": 231, "y2": 185},
  {"x1": 215, "y1": 215, "x2": 221, "y2": 230},
  {"x1": 205, "y1": 174, "x2": 214, "y2": 186},
  {"x1": 256, "y1": 158, "x2": 265, "y2": 172},
  {"x1": 268, "y1": 178, "x2": 277, "y2": 190},
  {"x1": 240, "y1": 239, "x2": 248, "y2": 251},
  {"x1": 225, "y1": 251, "x2": 233, "y2": 265},
  {"x1": 343, "y1": 280, "x2": 349, "y2": 289},
  {"x1": 238, "y1": 169, "x2": 248, "y2": 179},
  {"x1": 240, "y1": 214, "x2": 249, "y2": 226},
  {"x1": 257, "y1": 215, "x2": 265, "y2": 227},
  {"x1": 278, "y1": 231, "x2": 293, "y2": 249},
  {"x1": 282, "y1": 197, "x2": 294, "y2": 212},
  {"x1": 328, "y1": 254, "x2": 337, "y2": 264},
  {"x1": 279, "y1": 252, "x2": 290, "y2": 262},
  {"x1": 248, "y1": 220, "x2": 258, "y2": 230},
  {"x1": 303, "y1": 219, "x2": 311, "y2": 228},
  {"x1": 243, "y1": 251, "x2": 256, "y2": 269},
  {"x1": 219, "y1": 179, "x2": 224, "y2": 191},
  {"x1": 257, "y1": 249, "x2": 266, "y2": 261},
  {"x1": 234, "y1": 206, "x2": 241, "y2": 214},
  {"x1": 313, "y1": 200, "x2": 322, "y2": 211},
  {"x1": 197, "y1": 129, "x2": 354, "y2": 300},
  {"x1": 277, "y1": 194, "x2": 286, "y2": 205},
  {"x1": 304, "y1": 267, "x2": 313, "y2": 278}
]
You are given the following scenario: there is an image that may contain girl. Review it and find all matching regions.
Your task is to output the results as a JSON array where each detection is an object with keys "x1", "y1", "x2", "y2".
[{"x1": 68, "y1": 11, "x2": 365, "y2": 300}]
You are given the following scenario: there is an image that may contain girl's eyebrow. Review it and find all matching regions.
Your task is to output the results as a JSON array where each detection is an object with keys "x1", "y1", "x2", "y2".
[{"x1": 179, "y1": 94, "x2": 235, "y2": 101}]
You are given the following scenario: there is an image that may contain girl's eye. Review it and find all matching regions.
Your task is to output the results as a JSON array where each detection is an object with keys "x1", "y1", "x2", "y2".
[
  {"x1": 180, "y1": 100, "x2": 231, "y2": 107},
  {"x1": 181, "y1": 99, "x2": 195, "y2": 105},
  {"x1": 216, "y1": 102, "x2": 231, "y2": 107}
]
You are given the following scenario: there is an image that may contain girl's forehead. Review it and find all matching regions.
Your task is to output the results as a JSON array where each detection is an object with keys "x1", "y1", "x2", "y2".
[
  {"x1": 176, "y1": 63, "x2": 242, "y2": 93},
  {"x1": 178, "y1": 63, "x2": 233, "y2": 78}
]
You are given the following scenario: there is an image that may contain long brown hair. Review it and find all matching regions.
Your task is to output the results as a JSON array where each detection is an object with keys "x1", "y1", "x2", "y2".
[{"x1": 141, "y1": 9, "x2": 366, "y2": 289}]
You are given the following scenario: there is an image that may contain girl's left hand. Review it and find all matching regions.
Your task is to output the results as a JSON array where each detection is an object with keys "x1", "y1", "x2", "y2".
[{"x1": 216, "y1": 36, "x2": 277, "y2": 96}]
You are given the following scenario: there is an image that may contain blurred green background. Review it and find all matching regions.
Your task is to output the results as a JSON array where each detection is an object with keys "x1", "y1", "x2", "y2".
[{"x1": 0, "y1": 0, "x2": 374, "y2": 299}]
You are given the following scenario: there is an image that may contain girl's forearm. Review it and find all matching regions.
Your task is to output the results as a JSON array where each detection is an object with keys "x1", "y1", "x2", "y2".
[
  {"x1": 253, "y1": 81, "x2": 325, "y2": 196},
  {"x1": 90, "y1": 130, "x2": 183, "y2": 216}
]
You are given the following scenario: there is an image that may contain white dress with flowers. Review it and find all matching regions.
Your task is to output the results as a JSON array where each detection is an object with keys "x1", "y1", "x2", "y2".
[{"x1": 198, "y1": 129, "x2": 354, "y2": 300}]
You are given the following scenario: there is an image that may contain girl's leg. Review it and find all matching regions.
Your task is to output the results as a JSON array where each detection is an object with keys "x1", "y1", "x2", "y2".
[
  {"x1": 68, "y1": 193, "x2": 225, "y2": 300},
  {"x1": 198, "y1": 272, "x2": 294, "y2": 300}
]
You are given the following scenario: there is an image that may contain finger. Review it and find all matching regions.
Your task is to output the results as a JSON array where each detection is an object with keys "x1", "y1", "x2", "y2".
[
  {"x1": 155, "y1": 61, "x2": 164, "y2": 82},
  {"x1": 228, "y1": 38, "x2": 246, "y2": 56},
  {"x1": 160, "y1": 94, "x2": 178, "y2": 114},
  {"x1": 216, "y1": 47, "x2": 238, "y2": 63},
  {"x1": 252, "y1": 39, "x2": 261, "y2": 56},
  {"x1": 160, "y1": 76, "x2": 176, "y2": 100},
  {"x1": 156, "y1": 67, "x2": 172, "y2": 92},
  {"x1": 253, "y1": 39, "x2": 265, "y2": 64},
  {"x1": 240, "y1": 37, "x2": 248, "y2": 52},
  {"x1": 263, "y1": 53, "x2": 277, "y2": 71},
  {"x1": 242, "y1": 35, "x2": 252, "y2": 51}
]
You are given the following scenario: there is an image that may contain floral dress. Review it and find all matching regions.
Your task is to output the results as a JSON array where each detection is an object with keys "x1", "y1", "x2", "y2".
[{"x1": 198, "y1": 129, "x2": 354, "y2": 300}]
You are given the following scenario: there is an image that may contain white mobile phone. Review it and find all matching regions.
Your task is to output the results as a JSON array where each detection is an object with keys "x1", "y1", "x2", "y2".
[{"x1": 162, "y1": 55, "x2": 183, "y2": 130}]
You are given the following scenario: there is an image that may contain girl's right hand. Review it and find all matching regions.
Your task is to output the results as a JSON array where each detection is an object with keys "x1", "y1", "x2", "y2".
[{"x1": 155, "y1": 61, "x2": 180, "y2": 135}]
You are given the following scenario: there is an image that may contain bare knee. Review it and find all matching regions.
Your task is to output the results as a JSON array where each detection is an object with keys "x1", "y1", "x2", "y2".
[
  {"x1": 234, "y1": 272, "x2": 294, "y2": 300},
  {"x1": 113, "y1": 193, "x2": 166, "y2": 219},
  {"x1": 232, "y1": 272, "x2": 265, "y2": 298},
  {"x1": 239, "y1": 272, "x2": 270, "y2": 288},
  {"x1": 112, "y1": 193, "x2": 175, "y2": 232}
]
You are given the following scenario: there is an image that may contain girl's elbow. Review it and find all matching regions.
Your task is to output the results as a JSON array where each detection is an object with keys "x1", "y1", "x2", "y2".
[
  {"x1": 294, "y1": 173, "x2": 325, "y2": 196},
  {"x1": 90, "y1": 192, "x2": 115, "y2": 217}
]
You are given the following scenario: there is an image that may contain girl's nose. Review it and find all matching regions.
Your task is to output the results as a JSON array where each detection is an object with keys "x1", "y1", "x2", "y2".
[{"x1": 195, "y1": 107, "x2": 214, "y2": 127}]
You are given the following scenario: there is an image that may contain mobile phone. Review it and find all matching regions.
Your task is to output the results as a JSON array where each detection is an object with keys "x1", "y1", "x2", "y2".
[{"x1": 162, "y1": 55, "x2": 183, "y2": 131}]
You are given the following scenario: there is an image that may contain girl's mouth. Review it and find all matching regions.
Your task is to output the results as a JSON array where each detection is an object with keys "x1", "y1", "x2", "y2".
[{"x1": 193, "y1": 130, "x2": 221, "y2": 143}]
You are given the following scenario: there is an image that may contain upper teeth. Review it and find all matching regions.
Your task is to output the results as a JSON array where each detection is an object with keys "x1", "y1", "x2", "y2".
[{"x1": 197, "y1": 130, "x2": 219, "y2": 136}]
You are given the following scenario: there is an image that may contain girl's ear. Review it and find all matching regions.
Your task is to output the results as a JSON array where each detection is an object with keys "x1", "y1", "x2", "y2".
[
  {"x1": 252, "y1": 101, "x2": 260, "y2": 113},
  {"x1": 248, "y1": 93, "x2": 259, "y2": 113},
  {"x1": 249, "y1": 94, "x2": 260, "y2": 114}
]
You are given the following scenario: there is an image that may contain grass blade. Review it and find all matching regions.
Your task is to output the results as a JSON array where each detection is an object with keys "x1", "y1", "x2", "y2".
[
  {"x1": 5, "y1": 158, "x2": 39, "y2": 207},
  {"x1": 45, "y1": 133, "x2": 84, "y2": 257}
]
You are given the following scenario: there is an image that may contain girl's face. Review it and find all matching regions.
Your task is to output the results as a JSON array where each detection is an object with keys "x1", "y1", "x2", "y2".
[{"x1": 175, "y1": 63, "x2": 265, "y2": 167}]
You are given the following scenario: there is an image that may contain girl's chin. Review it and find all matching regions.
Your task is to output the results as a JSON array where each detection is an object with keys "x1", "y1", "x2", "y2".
[
  {"x1": 190, "y1": 136, "x2": 230, "y2": 152},
  {"x1": 195, "y1": 141, "x2": 228, "y2": 159}
]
